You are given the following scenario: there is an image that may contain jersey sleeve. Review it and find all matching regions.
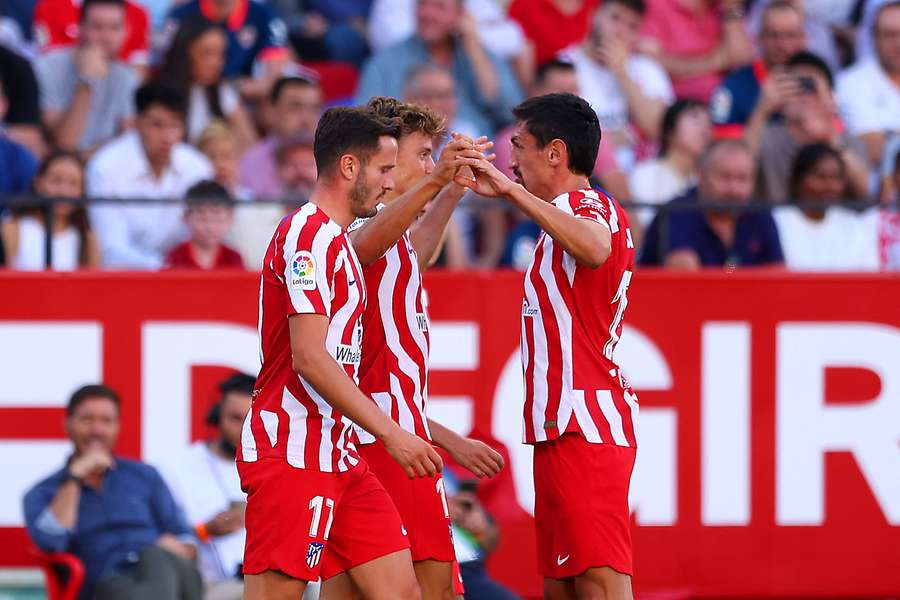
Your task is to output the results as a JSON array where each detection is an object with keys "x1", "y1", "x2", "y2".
[
  {"x1": 256, "y1": 5, "x2": 289, "y2": 61},
  {"x1": 568, "y1": 190, "x2": 614, "y2": 231},
  {"x1": 284, "y1": 227, "x2": 337, "y2": 318}
]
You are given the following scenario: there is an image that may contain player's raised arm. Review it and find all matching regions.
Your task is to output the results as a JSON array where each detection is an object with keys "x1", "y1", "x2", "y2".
[
  {"x1": 289, "y1": 314, "x2": 442, "y2": 478},
  {"x1": 349, "y1": 134, "x2": 487, "y2": 265},
  {"x1": 454, "y1": 156, "x2": 612, "y2": 268}
]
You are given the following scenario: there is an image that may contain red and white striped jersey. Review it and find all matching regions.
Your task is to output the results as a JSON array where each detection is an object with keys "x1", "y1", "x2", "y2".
[
  {"x1": 521, "y1": 189, "x2": 639, "y2": 447},
  {"x1": 239, "y1": 202, "x2": 366, "y2": 472},
  {"x1": 348, "y1": 210, "x2": 431, "y2": 444}
]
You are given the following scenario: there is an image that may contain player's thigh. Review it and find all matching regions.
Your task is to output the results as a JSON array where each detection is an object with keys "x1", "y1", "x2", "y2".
[
  {"x1": 345, "y1": 549, "x2": 421, "y2": 600},
  {"x1": 243, "y1": 570, "x2": 307, "y2": 600},
  {"x1": 573, "y1": 567, "x2": 633, "y2": 600},
  {"x1": 413, "y1": 559, "x2": 455, "y2": 600},
  {"x1": 544, "y1": 577, "x2": 577, "y2": 600},
  {"x1": 319, "y1": 572, "x2": 362, "y2": 600}
]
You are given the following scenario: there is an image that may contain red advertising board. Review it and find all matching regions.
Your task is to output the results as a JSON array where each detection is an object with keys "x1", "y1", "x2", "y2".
[{"x1": 0, "y1": 271, "x2": 898, "y2": 598}]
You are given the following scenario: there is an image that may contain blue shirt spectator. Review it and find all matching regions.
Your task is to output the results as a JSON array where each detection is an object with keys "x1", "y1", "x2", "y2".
[
  {"x1": 24, "y1": 459, "x2": 196, "y2": 595},
  {"x1": 640, "y1": 188, "x2": 784, "y2": 267},
  {"x1": 163, "y1": 0, "x2": 288, "y2": 78},
  {"x1": 23, "y1": 384, "x2": 200, "y2": 600},
  {"x1": 0, "y1": 135, "x2": 38, "y2": 199},
  {"x1": 709, "y1": 61, "x2": 766, "y2": 134},
  {"x1": 356, "y1": 0, "x2": 522, "y2": 135}
]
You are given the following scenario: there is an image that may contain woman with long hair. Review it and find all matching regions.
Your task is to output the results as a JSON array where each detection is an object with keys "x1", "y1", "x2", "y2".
[
  {"x1": 156, "y1": 15, "x2": 257, "y2": 148},
  {"x1": 1, "y1": 151, "x2": 100, "y2": 270},
  {"x1": 774, "y1": 143, "x2": 879, "y2": 270},
  {"x1": 628, "y1": 99, "x2": 711, "y2": 227}
]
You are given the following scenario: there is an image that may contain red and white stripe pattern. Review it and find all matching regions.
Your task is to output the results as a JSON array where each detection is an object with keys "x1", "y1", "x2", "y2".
[
  {"x1": 239, "y1": 202, "x2": 365, "y2": 472},
  {"x1": 349, "y1": 213, "x2": 431, "y2": 444},
  {"x1": 521, "y1": 189, "x2": 639, "y2": 447}
]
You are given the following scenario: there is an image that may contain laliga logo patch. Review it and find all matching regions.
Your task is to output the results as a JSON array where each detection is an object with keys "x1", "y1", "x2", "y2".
[
  {"x1": 291, "y1": 251, "x2": 316, "y2": 290},
  {"x1": 306, "y1": 541, "x2": 324, "y2": 568}
]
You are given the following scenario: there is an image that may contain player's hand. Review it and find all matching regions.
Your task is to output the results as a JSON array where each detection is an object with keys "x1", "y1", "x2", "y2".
[
  {"x1": 453, "y1": 156, "x2": 515, "y2": 198},
  {"x1": 384, "y1": 428, "x2": 443, "y2": 478},
  {"x1": 447, "y1": 437, "x2": 504, "y2": 478},
  {"x1": 68, "y1": 447, "x2": 114, "y2": 480},
  {"x1": 433, "y1": 135, "x2": 494, "y2": 186},
  {"x1": 205, "y1": 506, "x2": 245, "y2": 537}
]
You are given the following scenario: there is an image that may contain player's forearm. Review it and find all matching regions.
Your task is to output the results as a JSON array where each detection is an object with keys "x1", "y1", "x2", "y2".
[
  {"x1": 428, "y1": 418, "x2": 465, "y2": 453},
  {"x1": 351, "y1": 176, "x2": 445, "y2": 265},
  {"x1": 409, "y1": 183, "x2": 466, "y2": 270},
  {"x1": 506, "y1": 184, "x2": 611, "y2": 267},
  {"x1": 293, "y1": 349, "x2": 397, "y2": 443}
]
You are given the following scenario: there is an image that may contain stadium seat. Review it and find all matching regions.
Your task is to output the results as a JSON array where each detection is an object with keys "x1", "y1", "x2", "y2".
[
  {"x1": 301, "y1": 61, "x2": 360, "y2": 105},
  {"x1": 30, "y1": 548, "x2": 84, "y2": 600}
]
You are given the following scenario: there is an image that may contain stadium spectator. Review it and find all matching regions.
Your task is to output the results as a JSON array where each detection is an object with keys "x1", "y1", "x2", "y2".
[
  {"x1": 855, "y1": 0, "x2": 894, "y2": 62},
  {"x1": 629, "y1": 99, "x2": 712, "y2": 227},
  {"x1": 238, "y1": 74, "x2": 323, "y2": 200},
  {"x1": 774, "y1": 143, "x2": 879, "y2": 270},
  {"x1": 164, "y1": 181, "x2": 244, "y2": 270},
  {"x1": 35, "y1": 0, "x2": 138, "y2": 154},
  {"x1": 403, "y1": 63, "x2": 479, "y2": 138},
  {"x1": 0, "y1": 80, "x2": 38, "y2": 200},
  {"x1": 366, "y1": 0, "x2": 530, "y2": 86},
  {"x1": 23, "y1": 384, "x2": 202, "y2": 600},
  {"x1": 638, "y1": 0, "x2": 754, "y2": 102},
  {"x1": 837, "y1": 1, "x2": 900, "y2": 166},
  {"x1": 640, "y1": 139, "x2": 784, "y2": 268},
  {"x1": 0, "y1": 45, "x2": 44, "y2": 157},
  {"x1": 157, "y1": 373, "x2": 253, "y2": 600},
  {"x1": 274, "y1": 134, "x2": 318, "y2": 204},
  {"x1": 746, "y1": 0, "x2": 839, "y2": 72},
  {"x1": 2, "y1": 151, "x2": 100, "y2": 271},
  {"x1": 446, "y1": 473, "x2": 519, "y2": 600},
  {"x1": 87, "y1": 83, "x2": 213, "y2": 269},
  {"x1": 33, "y1": 0, "x2": 151, "y2": 68},
  {"x1": 710, "y1": 0, "x2": 807, "y2": 136},
  {"x1": 161, "y1": 0, "x2": 290, "y2": 99},
  {"x1": 197, "y1": 121, "x2": 253, "y2": 200},
  {"x1": 356, "y1": 0, "x2": 523, "y2": 135},
  {"x1": 879, "y1": 150, "x2": 900, "y2": 269},
  {"x1": 749, "y1": 51, "x2": 869, "y2": 204},
  {"x1": 562, "y1": 0, "x2": 674, "y2": 170},
  {"x1": 155, "y1": 14, "x2": 257, "y2": 148},
  {"x1": 508, "y1": 0, "x2": 598, "y2": 66},
  {"x1": 276, "y1": 0, "x2": 372, "y2": 66}
]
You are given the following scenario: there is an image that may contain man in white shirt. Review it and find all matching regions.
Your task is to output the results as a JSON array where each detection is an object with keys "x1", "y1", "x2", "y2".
[
  {"x1": 87, "y1": 82, "x2": 212, "y2": 269},
  {"x1": 836, "y1": 1, "x2": 900, "y2": 165},
  {"x1": 158, "y1": 374, "x2": 253, "y2": 600},
  {"x1": 563, "y1": 0, "x2": 674, "y2": 170}
]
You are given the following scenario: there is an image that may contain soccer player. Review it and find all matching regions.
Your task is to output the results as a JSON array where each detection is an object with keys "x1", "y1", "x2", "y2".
[
  {"x1": 323, "y1": 97, "x2": 505, "y2": 600},
  {"x1": 452, "y1": 93, "x2": 638, "y2": 600},
  {"x1": 238, "y1": 106, "x2": 473, "y2": 600}
]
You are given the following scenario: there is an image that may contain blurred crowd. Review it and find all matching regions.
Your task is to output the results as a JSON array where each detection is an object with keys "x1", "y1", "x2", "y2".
[{"x1": 1, "y1": 0, "x2": 900, "y2": 272}]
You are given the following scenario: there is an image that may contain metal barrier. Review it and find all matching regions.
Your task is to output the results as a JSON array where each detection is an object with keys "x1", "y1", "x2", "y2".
[{"x1": 1, "y1": 194, "x2": 897, "y2": 269}]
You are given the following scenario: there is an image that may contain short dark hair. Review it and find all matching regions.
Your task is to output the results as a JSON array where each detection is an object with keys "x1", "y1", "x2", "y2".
[
  {"x1": 512, "y1": 93, "x2": 600, "y2": 177},
  {"x1": 605, "y1": 0, "x2": 646, "y2": 16},
  {"x1": 66, "y1": 384, "x2": 120, "y2": 417},
  {"x1": 535, "y1": 59, "x2": 575, "y2": 87},
  {"x1": 660, "y1": 99, "x2": 706, "y2": 156},
  {"x1": 185, "y1": 180, "x2": 233, "y2": 208},
  {"x1": 271, "y1": 75, "x2": 319, "y2": 104},
  {"x1": 789, "y1": 143, "x2": 846, "y2": 200},
  {"x1": 313, "y1": 107, "x2": 402, "y2": 175},
  {"x1": 80, "y1": 0, "x2": 125, "y2": 21},
  {"x1": 219, "y1": 373, "x2": 256, "y2": 396},
  {"x1": 787, "y1": 51, "x2": 834, "y2": 89},
  {"x1": 135, "y1": 82, "x2": 187, "y2": 117},
  {"x1": 366, "y1": 96, "x2": 445, "y2": 139}
]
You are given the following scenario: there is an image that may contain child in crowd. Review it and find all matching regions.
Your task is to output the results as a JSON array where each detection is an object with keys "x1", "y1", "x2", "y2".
[
  {"x1": 165, "y1": 180, "x2": 244, "y2": 270},
  {"x1": 197, "y1": 121, "x2": 253, "y2": 200}
]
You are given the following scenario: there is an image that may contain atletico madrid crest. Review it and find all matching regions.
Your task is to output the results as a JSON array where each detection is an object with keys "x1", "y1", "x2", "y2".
[{"x1": 306, "y1": 542, "x2": 324, "y2": 568}]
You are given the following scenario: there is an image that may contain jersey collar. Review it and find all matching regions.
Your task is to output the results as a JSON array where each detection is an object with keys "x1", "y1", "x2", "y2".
[{"x1": 200, "y1": 0, "x2": 249, "y2": 31}]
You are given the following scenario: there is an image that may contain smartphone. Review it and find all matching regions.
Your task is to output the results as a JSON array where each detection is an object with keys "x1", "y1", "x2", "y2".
[{"x1": 797, "y1": 75, "x2": 816, "y2": 93}]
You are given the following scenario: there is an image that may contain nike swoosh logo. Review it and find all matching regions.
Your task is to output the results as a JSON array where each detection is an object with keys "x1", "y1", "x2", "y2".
[
  {"x1": 401, "y1": 525, "x2": 408, "y2": 536},
  {"x1": 557, "y1": 554, "x2": 570, "y2": 566},
  {"x1": 348, "y1": 279, "x2": 357, "y2": 286}
]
